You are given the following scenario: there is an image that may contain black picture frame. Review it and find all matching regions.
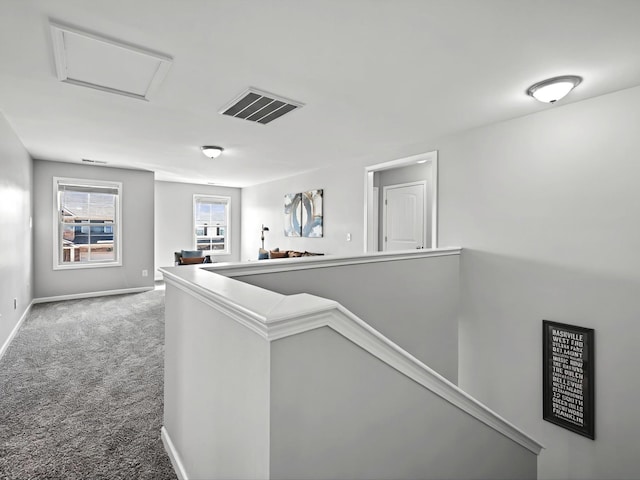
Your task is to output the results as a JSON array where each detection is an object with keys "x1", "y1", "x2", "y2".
[{"x1": 542, "y1": 320, "x2": 595, "y2": 439}]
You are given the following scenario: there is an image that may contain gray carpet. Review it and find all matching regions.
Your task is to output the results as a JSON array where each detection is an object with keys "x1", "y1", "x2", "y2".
[{"x1": 0, "y1": 289, "x2": 177, "y2": 480}]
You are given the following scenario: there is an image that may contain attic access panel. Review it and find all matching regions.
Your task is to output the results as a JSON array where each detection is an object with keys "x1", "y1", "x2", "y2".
[
  {"x1": 220, "y1": 88, "x2": 303, "y2": 125},
  {"x1": 50, "y1": 22, "x2": 172, "y2": 101}
]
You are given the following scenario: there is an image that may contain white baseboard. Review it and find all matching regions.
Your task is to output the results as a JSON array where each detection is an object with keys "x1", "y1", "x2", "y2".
[
  {"x1": 0, "y1": 300, "x2": 33, "y2": 362},
  {"x1": 161, "y1": 426, "x2": 189, "y2": 480},
  {"x1": 33, "y1": 286, "x2": 154, "y2": 304}
]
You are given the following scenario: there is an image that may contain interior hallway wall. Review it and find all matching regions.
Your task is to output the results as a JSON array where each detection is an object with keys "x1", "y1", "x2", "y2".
[{"x1": 0, "y1": 113, "x2": 33, "y2": 356}]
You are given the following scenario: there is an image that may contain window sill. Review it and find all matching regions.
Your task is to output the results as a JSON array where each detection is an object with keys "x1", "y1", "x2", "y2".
[{"x1": 53, "y1": 261, "x2": 122, "y2": 271}]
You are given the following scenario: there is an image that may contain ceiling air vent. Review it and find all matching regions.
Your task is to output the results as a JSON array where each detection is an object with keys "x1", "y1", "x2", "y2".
[{"x1": 220, "y1": 88, "x2": 303, "y2": 125}]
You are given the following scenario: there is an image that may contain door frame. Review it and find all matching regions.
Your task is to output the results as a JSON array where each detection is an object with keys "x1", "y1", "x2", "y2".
[
  {"x1": 364, "y1": 150, "x2": 438, "y2": 252},
  {"x1": 382, "y1": 180, "x2": 427, "y2": 251}
]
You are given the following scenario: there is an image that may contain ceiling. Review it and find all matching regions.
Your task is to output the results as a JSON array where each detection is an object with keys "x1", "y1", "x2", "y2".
[{"x1": 2, "y1": 1, "x2": 640, "y2": 187}]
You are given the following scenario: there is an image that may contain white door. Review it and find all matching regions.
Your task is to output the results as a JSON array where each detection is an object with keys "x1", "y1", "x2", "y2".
[{"x1": 383, "y1": 182, "x2": 426, "y2": 251}]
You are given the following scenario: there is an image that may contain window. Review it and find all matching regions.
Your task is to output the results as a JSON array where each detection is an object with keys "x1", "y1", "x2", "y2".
[
  {"x1": 194, "y1": 195, "x2": 230, "y2": 255},
  {"x1": 53, "y1": 177, "x2": 122, "y2": 269}
]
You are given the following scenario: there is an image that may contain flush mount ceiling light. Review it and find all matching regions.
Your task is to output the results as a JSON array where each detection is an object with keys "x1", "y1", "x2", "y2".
[
  {"x1": 201, "y1": 146, "x2": 224, "y2": 159},
  {"x1": 527, "y1": 75, "x2": 582, "y2": 103}
]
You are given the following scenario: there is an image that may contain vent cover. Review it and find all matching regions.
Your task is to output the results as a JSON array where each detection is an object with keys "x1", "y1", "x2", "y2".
[{"x1": 220, "y1": 88, "x2": 303, "y2": 125}]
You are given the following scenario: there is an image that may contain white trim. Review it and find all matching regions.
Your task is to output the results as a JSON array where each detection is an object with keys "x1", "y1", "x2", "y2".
[
  {"x1": 364, "y1": 168, "x2": 375, "y2": 251},
  {"x1": 366, "y1": 151, "x2": 438, "y2": 173},
  {"x1": 364, "y1": 151, "x2": 438, "y2": 252},
  {"x1": 166, "y1": 275, "x2": 270, "y2": 339},
  {"x1": 326, "y1": 306, "x2": 544, "y2": 455},
  {"x1": 0, "y1": 301, "x2": 33, "y2": 362},
  {"x1": 431, "y1": 153, "x2": 439, "y2": 248},
  {"x1": 161, "y1": 426, "x2": 189, "y2": 480},
  {"x1": 33, "y1": 286, "x2": 153, "y2": 304},
  {"x1": 159, "y1": 251, "x2": 544, "y2": 456},
  {"x1": 206, "y1": 248, "x2": 461, "y2": 278},
  {"x1": 49, "y1": 21, "x2": 172, "y2": 101},
  {"x1": 372, "y1": 186, "x2": 379, "y2": 251}
]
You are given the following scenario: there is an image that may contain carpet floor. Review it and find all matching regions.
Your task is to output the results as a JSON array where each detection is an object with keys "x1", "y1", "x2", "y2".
[{"x1": 0, "y1": 289, "x2": 177, "y2": 480}]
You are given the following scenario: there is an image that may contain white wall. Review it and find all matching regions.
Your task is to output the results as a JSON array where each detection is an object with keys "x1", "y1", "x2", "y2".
[
  {"x1": 271, "y1": 326, "x2": 536, "y2": 480},
  {"x1": 155, "y1": 181, "x2": 241, "y2": 276},
  {"x1": 240, "y1": 85, "x2": 640, "y2": 479},
  {"x1": 439, "y1": 85, "x2": 640, "y2": 480},
  {"x1": 33, "y1": 160, "x2": 154, "y2": 299},
  {"x1": 0, "y1": 113, "x2": 33, "y2": 355},
  {"x1": 241, "y1": 166, "x2": 366, "y2": 261},
  {"x1": 163, "y1": 282, "x2": 270, "y2": 479},
  {"x1": 234, "y1": 253, "x2": 460, "y2": 382}
]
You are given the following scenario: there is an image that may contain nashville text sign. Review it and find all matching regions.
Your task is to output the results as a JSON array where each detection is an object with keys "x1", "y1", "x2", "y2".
[{"x1": 542, "y1": 320, "x2": 595, "y2": 439}]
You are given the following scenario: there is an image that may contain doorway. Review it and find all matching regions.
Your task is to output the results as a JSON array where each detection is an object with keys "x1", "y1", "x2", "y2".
[{"x1": 364, "y1": 151, "x2": 438, "y2": 252}]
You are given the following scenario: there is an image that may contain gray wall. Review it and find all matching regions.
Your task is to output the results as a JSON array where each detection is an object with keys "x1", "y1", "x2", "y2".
[
  {"x1": 240, "y1": 85, "x2": 640, "y2": 479},
  {"x1": 235, "y1": 254, "x2": 460, "y2": 382},
  {"x1": 0, "y1": 113, "x2": 33, "y2": 352},
  {"x1": 270, "y1": 326, "x2": 536, "y2": 480},
  {"x1": 240, "y1": 165, "x2": 365, "y2": 261},
  {"x1": 155, "y1": 180, "x2": 241, "y2": 276},
  {"x1": 33, "y1": 160, "x2": 154, "y2": 299},
  {"x1": 376, "y1": 161, "x2": 434, "y2": 249},
  {"x1": 439, "y1": 85, "x2": 640, "y2": 480}
]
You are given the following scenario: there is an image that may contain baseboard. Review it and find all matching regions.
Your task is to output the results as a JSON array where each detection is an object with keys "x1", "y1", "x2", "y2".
[
  {"x1": 161, "y1": 426, "x2": 189, "y2": 480},
  {"x1": 33, "y1": 286, "x2": 154, "y2": 304},
  {"x1": 0, "y1": 300, "x2": 33, "y2": 362}
]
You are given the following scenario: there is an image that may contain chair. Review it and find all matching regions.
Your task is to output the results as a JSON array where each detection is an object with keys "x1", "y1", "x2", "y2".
[{"x1": 174, "y1": 250, "x2": 213, "y2": 265}]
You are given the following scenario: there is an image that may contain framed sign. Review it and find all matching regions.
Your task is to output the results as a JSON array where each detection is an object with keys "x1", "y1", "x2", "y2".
[{"x1": 543, "y1": 320, "x2": 595, "y2": 439}]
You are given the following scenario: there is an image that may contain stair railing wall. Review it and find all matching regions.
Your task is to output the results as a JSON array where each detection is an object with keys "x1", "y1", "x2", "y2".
[{"x1": 160, "y1": 249, "x2": 543, "y2": 480}]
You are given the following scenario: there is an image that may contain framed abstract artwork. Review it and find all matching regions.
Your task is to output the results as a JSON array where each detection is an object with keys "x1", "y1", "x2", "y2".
[
  {"x1": 284, "y1": 189, "x2": 323, "y2": 237},
  {"x1": 284, "y1": 193, "x2": 301, "y2": 237}
]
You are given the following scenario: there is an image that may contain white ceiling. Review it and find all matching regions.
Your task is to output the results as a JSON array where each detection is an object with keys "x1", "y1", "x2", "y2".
[{"x1": 2, "y1": 0, "x2": 640, "y2": 187}]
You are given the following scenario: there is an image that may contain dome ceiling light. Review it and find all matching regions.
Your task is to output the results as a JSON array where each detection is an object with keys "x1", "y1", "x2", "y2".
[
  {"x1": 526, "y1": 75, "x2": 582, "y2": 103},
  {"x1": 201, "y1": 146, "x2": 224, "y2": 159}
]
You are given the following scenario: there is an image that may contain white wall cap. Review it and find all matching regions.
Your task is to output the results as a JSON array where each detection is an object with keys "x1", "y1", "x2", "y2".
[{"x1": 204, "y1": 246, "x2": 462, "y2": 278}]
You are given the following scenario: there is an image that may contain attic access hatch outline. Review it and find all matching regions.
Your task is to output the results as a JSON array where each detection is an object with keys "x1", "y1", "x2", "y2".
[
  {"x1": 219, "y1": 87, "x2": 304, "y2": 125},
  {"x1": 49, "y1": 21, "x2": 172, "y2": 101}
]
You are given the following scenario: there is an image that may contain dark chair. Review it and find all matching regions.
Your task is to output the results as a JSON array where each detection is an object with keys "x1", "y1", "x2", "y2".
[{"x1": 174, "y1": 250, "x2": 213, "y2": 265}]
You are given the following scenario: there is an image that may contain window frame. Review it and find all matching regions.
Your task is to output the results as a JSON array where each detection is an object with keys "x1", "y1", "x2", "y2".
[
  {"x1": 52, "y1": 177, "x2": 123, "y2": 270},
  {"x1": 193, "y1": 194, "x2": 231, "y2": 256}
]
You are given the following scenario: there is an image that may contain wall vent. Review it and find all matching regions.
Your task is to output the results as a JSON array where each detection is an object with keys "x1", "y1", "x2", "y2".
[
  {"x1": 219, "y1": 88, "x2": 303, "y2": 125},
  {"x1": 82, "y1": 158, "x2": 107, "y2": 165}
]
